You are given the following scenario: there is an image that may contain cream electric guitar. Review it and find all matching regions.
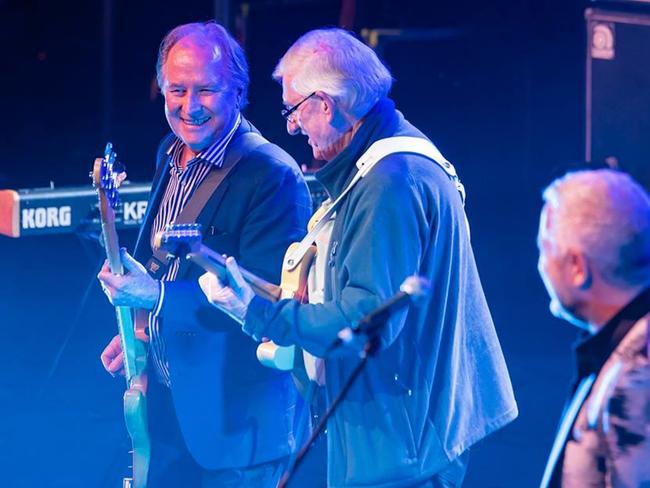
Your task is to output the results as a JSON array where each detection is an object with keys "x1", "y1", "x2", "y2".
[
  {"x1": 153, "y1": 223, "x2": 316, "y2": 370},
  {"x1": 92, "y1": 143, "x2": 150, "y2": 488}
]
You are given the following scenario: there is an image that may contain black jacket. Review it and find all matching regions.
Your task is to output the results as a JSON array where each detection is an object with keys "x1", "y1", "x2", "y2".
[{"x1": 134, "y1": 118, "x2": 312, "y2": 469}]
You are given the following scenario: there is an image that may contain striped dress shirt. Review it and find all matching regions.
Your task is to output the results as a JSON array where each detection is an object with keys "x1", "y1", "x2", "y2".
[{"x1": 148, "y1": 114, "x2": 241, "y2": 386}]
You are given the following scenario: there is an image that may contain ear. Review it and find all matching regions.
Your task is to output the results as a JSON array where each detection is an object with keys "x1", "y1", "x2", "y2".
[
  {"x1": 236, "y1": 88, "x2": 242, "y2": 109},
  {"x1": 316, "y1": 91, "x2": 335, "y2": 123},
  {"x1": 567, "y1": 249, "x2": 591, "y2": 289}
]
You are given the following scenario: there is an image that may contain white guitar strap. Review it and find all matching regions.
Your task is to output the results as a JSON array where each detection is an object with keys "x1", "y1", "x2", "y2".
[{"x1": 285, "y1": 136, "x2": 467, "y2": 270}]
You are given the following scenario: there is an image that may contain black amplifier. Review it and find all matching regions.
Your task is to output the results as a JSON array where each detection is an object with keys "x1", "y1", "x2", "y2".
[{"x1": 586, "y1": 8, "x2": 650, "y2": 189}]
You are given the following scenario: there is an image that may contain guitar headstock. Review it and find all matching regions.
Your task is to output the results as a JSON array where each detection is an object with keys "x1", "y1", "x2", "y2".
[
  {"x1": 92, "y1": 142, "x2": 128, "y2": 268},
  {"x1": 92, "y1": 142, "x2": 126, "y2": 210},
  {"x1": 153, "y1": 223, "x2": 204, "y2": 258}
]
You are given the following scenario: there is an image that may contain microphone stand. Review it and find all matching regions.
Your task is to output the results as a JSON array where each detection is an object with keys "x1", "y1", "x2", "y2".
[{"x1": 277, "y1": 331, "x2": 382, "y2": 488}]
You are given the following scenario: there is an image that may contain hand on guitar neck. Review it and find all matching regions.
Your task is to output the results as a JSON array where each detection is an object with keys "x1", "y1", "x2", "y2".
[
  {"x1": 155, "y1": 223, "x2": 316, "y2": 371},
  {"x1": 97, "y1": 247, "x2": 161, "y2": 311},
  {"x1": 198, "y1": 256, "x2": 255, "y2": 326}
]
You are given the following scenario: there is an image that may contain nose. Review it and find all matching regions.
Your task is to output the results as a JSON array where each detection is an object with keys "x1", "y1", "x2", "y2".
[
  {"x1": 185, "y1": 91, "x2": 202, "y2": 116},
  {"x1": 286, "y1": 118, "x2": 301, "y2": 136},
  {"x1": 537, "y1": 255, "x2": 546, "y2": 278}
]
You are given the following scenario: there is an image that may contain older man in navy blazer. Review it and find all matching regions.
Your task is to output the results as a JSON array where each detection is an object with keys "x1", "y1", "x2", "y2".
[{"x1": 98, "y1": 21, "x2": 311, "y2": 487}]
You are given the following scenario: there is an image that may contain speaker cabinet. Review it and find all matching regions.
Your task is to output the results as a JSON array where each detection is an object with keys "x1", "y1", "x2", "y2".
[{"x1": 586, "y1": 8, "x2": 650, "y2": 188}]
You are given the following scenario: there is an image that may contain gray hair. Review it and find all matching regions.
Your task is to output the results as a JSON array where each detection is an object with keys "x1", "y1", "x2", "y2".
[
  {"x1": 542, "y1": 169, "x2": 650, "y2": 288},
  {"x1": 273, "y1": 28, "x2": 393, "y2": 119},
  {"x1": 156, "y1": 21, "x2": 249, "y2": 108}
]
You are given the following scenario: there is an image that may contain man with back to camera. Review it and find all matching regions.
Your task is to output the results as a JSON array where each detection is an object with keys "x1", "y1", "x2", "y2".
[
  {"x1": 199, "y1": 27, "x2": 518, "y2": 487},
  {"x1": 97, "y1": 21, "x2": 312, "y2": 487},
  {"x1": 537, "y1": 169, "x2": 650, "y2": 487}
]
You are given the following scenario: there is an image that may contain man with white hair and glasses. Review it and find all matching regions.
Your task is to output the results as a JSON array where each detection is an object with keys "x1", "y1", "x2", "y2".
[
  {"x1": 200, "y1": 28, "x2": 518, "y2": 487},
  {"x1": 538, "y1": 169, "x2": 650, "y2": 487}
]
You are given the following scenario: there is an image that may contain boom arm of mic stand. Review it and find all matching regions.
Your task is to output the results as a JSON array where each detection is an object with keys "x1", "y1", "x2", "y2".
[{"x1": 277, "y1": 330, "x2": 383, "y2": 488}]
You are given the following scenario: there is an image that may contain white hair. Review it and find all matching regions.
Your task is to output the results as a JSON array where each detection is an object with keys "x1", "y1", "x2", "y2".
[
  {"x1": 542, "y1": 169, "x2": 650, "y2": 288},
  {"x1": 273, "y1": 28, "x2": 393, "y2": 119}
]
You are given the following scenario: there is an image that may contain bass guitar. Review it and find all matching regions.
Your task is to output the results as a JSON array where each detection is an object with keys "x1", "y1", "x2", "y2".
[
  {"x1": 153, "y1": 223, "x2": 316, "y2": 371},
  {"x1": 92, "y1": 143, "x2": 150, "y2": 488}
]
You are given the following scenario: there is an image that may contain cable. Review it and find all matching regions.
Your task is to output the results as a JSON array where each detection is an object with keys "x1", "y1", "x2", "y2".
[
  {"x1": 36, "y1": 255, "x2": 105, "y2": 399},
  {"x1": 285, "y1": 377, "x2": 316, "y2": 478}
]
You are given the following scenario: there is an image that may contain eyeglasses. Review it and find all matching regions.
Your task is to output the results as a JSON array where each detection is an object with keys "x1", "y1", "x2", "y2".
[{"x1": 281, "y1": 92, "x2": 316, "y2": 123}]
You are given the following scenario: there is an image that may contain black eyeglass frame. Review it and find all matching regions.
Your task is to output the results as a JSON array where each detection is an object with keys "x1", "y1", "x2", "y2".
[{"x1": 281, "y1": 91, "x2": 317, "y2": 122}]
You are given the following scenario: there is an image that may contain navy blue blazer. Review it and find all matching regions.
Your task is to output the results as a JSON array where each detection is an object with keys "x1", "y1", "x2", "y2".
[{"x1": 133, "y1": 118, "x2": 312, "y2": 469}]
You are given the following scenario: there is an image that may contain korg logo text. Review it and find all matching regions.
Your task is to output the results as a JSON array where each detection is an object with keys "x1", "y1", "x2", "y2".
[
  {"x1": 22, "y1": 206, "x2": 72, "y2": 229},
  {"x1": 123, "y1": 201, "x2": 148, "y2": 223}
]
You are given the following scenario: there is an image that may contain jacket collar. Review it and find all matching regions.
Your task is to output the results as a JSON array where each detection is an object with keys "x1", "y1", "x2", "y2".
[
  {"x1": 315, "y1": 98, "x2": 400, "y2": 200},
  {"x1": 575, "y1": 286, "x2": 650, "y2": 379}
]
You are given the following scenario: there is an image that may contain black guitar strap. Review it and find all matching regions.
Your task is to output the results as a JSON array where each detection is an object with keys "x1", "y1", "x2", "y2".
[{"x1": 144, "y1": 131, "x2": 268, "y2": 278}]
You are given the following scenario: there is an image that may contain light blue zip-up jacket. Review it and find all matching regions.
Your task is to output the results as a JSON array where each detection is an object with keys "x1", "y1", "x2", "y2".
[{"x1": 245, "y1": 99, "x2": 518, "y2": 487}]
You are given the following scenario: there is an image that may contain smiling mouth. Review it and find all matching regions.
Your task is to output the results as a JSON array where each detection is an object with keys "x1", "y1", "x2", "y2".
[{"x1": 181, "y1": 116, "x2": 210, "y2": 126}]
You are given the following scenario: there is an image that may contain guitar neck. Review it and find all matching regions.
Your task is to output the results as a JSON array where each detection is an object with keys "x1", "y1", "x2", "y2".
[
  {"x1": 101, "y1": 219, "x2": 124, "y2": 274},
  {"x1": 99, "y1": 209, "x2": 146, "y2": 384},
  {"x1": 187, "y1": 244, "x2": 282, "y2": 303}
]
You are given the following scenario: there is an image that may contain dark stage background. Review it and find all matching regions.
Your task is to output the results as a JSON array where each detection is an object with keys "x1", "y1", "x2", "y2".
[{"x1": 0, "y1": 0, "x2": 619, "y2": 486}]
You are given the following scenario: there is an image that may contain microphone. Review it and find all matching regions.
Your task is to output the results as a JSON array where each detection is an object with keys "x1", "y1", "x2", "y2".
[{"x1": 336, "y1": 275, "x2": 430, "y2": 347}]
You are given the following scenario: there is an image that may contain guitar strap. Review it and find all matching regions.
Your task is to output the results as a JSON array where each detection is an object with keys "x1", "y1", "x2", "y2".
[
  {"x1": 284, "y1": 136, "x2": 467, "y2": 271},
  {"x1": 144, "y1": 131, "x2": 268, "y2": 279}
]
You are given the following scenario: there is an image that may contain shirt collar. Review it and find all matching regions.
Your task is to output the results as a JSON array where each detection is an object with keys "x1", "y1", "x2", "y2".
[
  {"x1": 574, "y1": 286, "x2": 650, "y2": 379},
  {"x1": 165, "y1": 112, "x2": 242, "y2": 167}
]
